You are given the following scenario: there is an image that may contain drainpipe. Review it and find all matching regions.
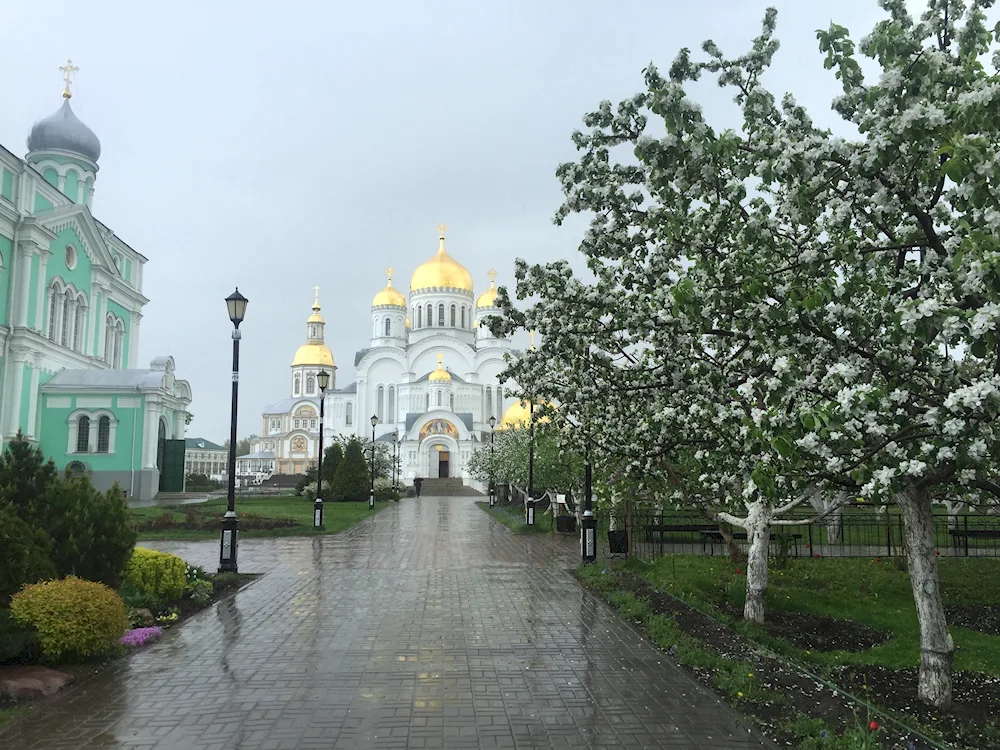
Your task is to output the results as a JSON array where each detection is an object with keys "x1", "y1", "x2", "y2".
[
  {"x1": 1, "y1": 163, "x2": 27, "y2": 439},
  {"x1": 129, "y1": 384, "x2": 139, "y2": 499}
]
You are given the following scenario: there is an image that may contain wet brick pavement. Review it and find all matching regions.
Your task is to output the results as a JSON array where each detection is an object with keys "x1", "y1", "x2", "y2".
[{"x1": 0, "y1": 496, "x2": 770, "y2": 749}]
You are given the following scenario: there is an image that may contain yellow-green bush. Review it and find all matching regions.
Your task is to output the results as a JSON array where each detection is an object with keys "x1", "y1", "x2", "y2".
[
  {"x1": 122, "y1": 548, "x2": 187, "y2": 600},
  {"x1": 10, "y1": 576, "x2": 127, "y2": 659}
]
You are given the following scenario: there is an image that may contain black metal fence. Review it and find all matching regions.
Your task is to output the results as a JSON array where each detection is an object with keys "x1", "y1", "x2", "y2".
[{"x1": 592, "y1": 508, "x2": 1000, "y2": 561}]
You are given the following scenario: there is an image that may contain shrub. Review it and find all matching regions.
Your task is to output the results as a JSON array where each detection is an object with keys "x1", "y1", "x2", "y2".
[
  {"x1": 0, "y1": 607, "x2": 39, "y2": 662},
  {"x1": 10, "y1": 576, "x2": 128, "y2": 660},
  {"x1": 186, "y1": 579, "x2": 213, "y2": 606},
  {"x1": 122, "y1": 548, "x2": 187, "y2": 601},
  {"x1": 118, "y1": 583, "x2": 163, "y2": 614},
  {"x1": 331, "y1": 439, "x2": 370, "y2": 501},
  {"x1": 0, "y1": 505, "x2": 56, "y2": 603}
]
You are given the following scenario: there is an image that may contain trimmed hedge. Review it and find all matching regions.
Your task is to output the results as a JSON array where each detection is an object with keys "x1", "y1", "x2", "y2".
[
  {"x1": 122, "y1": 548, "x2": 187, "y2": 600},
  {"x1": 10, "y1": 576, "x2": 127, "y2": 660}
]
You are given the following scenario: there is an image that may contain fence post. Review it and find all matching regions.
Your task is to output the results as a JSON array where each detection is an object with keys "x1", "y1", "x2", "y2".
[
  {"x1": 964, "y1": 514, "x2": 969, "y2": 558},
  {"x1": 886, "y1": 515, "x2": 893, "y2": 558},
  {"x1": 807, "y1": 524, "x2": 813, "y2": 558}
]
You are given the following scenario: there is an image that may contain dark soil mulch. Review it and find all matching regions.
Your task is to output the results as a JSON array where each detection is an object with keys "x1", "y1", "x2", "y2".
[
  {"x1": 835, "y1": 665, "x2": 1000, "y2": 748},
  {"x1": 945, "y1": 604, "x2": 1000, "y2": 637},
  {"x1": 745, "y1": 608, "x2": 890, "y2": 652},
  {"x1": 589, "y1": 570, "x2": 976, "y2": 749}
]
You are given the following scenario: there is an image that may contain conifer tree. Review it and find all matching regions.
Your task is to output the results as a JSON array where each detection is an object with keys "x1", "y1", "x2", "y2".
[{"x1": 331, "y1": 438, "x2": 370, "y2": 502}]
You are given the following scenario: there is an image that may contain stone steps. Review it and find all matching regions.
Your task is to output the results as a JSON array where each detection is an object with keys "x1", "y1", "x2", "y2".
[{"x1": 418, "y1": 479, "x2": 484, "y2": 497}]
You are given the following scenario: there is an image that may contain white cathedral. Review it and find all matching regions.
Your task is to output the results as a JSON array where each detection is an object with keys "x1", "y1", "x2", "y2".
[{"x1": 239, "y1": 224, "x2": 527, "y2": 485}]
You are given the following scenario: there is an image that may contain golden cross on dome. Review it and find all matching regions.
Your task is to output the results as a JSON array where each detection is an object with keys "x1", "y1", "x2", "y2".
[
  {"x1": 313, "y1": 286, "x2": 320, "y2": 304},
  {"x1": 437, "y1": 352, "x2": 444, "y2": 366},
  {"x1": 529, "y1": 330, "x2": 536, "y2": 349},
  {"x1": 59, "y1": 59, "x2": 79, "y2": 99},
  {"x1": 385, "y1": 266, "x2": 395, "y2": 283},
  {"x1": 436, "y1": 222, "x2": 448, "y2": 239},
  {"x1": 487, "y1": 268, "x2": 498, "y2": 283}
]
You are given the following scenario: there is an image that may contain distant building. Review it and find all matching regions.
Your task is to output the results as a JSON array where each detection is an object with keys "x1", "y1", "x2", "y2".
[
  {"x1": 234, "y1": 451, "x2": 275, "y2": 486},
  {"x1": 184, "y1": 437, "x2": 227, "y2": 480}
]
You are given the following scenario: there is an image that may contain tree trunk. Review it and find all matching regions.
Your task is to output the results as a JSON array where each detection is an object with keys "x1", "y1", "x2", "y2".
[
  {"x1": 825, "y1": 505, "x2": 843, "y2": 544},
  {"x1": 743, "y1": 501, "x2": 773, "y2": 624},
  {"x1": 898, "y1": 485, "x2": 954, "y2": 708}
]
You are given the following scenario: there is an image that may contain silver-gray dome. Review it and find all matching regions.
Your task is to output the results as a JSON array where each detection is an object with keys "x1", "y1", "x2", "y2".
[{"x1": 26, "y1": 98, "x2": 101, "y2": 163}]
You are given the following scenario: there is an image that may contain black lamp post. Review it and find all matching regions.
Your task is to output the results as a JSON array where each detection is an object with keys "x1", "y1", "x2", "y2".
[
  {"x1": 391, "y1": 432, "x2": 398, "y2": 497},
  {"x1": 581, "y1": 436, "x2": 596, "y2": 564},
  {"x1": 488, "y1": 415, "x2": 497, "y2": 507},
  {"x1": 219, "y1": 288, "x2": 247, "y2": 574},
  {"x1": 526, "y1": 400, "x2": 536, "y2": 526},
  {"x1": 314, "y1": 369, "x2": 330, "y2": 528},
  {"x1": 369, "y1": 414, "x2": 378, "y2": 509}
]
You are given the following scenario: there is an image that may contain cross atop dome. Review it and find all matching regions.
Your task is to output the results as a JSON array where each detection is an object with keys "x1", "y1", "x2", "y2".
[
  {"x1": 487, "y1": 269, "x2": 497, "y2": 282},
  {"x1": 385, "y1": 266, "x2": 395, "y2": 282},
  {"x1": 59, "y1": 59, "x2": 78, "y2": 99},
  {"x1": 436, "y1": 222, "x2": 448, "y2": 239}
]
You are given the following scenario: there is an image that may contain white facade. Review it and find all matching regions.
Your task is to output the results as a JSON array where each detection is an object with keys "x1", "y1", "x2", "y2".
[{"x1": 249, "y1": 229, "x2": 517, "y2": 483}]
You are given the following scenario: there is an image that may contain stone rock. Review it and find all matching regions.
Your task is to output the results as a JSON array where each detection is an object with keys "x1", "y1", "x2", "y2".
[
  {"x1": 134, "y1": 608, "x2": 155, "y2": 626},
  {"x1": 0, "y1": 665, "x2": 72, "y2": 699}
]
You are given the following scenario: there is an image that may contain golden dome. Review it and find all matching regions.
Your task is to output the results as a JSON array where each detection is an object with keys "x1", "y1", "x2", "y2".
[
  {"x1": 476, "y1": 269, "x2": 499, "y2": 308},
  {"x1": 291, "y1": 343, "x2": 335, "y2": 368},
  {"x1": 372, "y1": 267, "x2": 406, "y2": 307},
  {"x1": 410, "y1": 223, "x2": 473, "y2": 293},
  {"x1": 428, "y1": 353, "x2": 452, "y2": 382},
  {"x1": 307, "y1": 288, "x2": 324, "y2": 323},
  {"x1": 499, "y1": 399, "x2": 551, "y2": 429},
  {"x1": 405, "y1": 317, "x2": 411, "y2": 329}
]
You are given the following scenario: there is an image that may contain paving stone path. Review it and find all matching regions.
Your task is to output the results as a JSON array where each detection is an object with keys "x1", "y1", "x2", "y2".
[{"x1": 1, "y1": 496, "x2": 770, "y2": 749}]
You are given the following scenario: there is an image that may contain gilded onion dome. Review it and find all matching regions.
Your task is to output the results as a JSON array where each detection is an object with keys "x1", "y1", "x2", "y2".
[
  {"x1": 291, "y1": 289, "x2": 336, "y2": 367},
  {"x1": 499, "y1": 399, "x2": 552, "y2": 429},
  {"x1": 410, "y1": 223, "x2": 473, "y2": 293},
  {"x1": 428, "y1": 353, "x2": 452, "y2": 382},
  {"x1": 476, "y1": 269, "x2": 499, "y2": 309},
  {"x1": 372, "y1": 266, "x2": 406, "y2": 307}
]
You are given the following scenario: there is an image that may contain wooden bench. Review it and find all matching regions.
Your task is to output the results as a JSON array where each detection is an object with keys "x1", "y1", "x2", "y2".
[
  {"x1": 949, "y1": 528, "x2": 1000, "y2": 555},
  {"x1": 642, "y1": 524, "x2": 718, "y2": 543},
  {"x1": 698, "y1": 530, "x2": 802, "y2": 556}
]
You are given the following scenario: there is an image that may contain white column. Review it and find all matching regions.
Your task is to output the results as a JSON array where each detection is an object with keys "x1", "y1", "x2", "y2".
[
  {"x1": 25, "y1": 356, "x2": 42, "y2": 438},
  {"x1": 57, "y1": 174, "x2": 66, "y2": 192},
  {"x1": 34, "y1": 251, "x2": 50, "y2": 332},
  {"x1": 3, "y1": 350, "x2": 27, "y2": 436},
  {"x1": 129, "y1": 312, "x2": 142, "y2": 368},
  {"x1": 16, "y1": 246, "x2": 33, "y2": 327},
  {"x1": 142, "y1": 404, "x2": 159, "y2": 468}
]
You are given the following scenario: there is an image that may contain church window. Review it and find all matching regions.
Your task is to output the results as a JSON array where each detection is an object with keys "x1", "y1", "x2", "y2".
[
  {"x1": 450, "y1": 305, "x2": 456, "y2": 326},
  {"x1": 485, "y1": 387, "x2": 493, "y2": 420},
  {"x1": 436, "y1": 390, "x2": 442, "y2": 407},
  {"x1": 76, "y1": 416, "x2": 90, "y2": 453},
  {"x1": 438, "y1": 304, "x2": 445, "y2": 326},
  {"x1": 461, "y1": 306, "x2": 466, "y2": 328},
  {"x1": 426, "y1": 392, "x2": 430, "y2": 411},
  {"x1": 60, "y1": 290, "x2": 73, "y2": 347},
  {"x1": 113, "y1": 320, "x2": 124, "y2": 368},
  {"x1": 48, "y1": 287, "x2": 59, "y2": 341},
  {"x1": 387, "y1": 386, "x2": 396, "y2": 422},
  {"x1": 346, "y1": 403, "x2": 353, "y2": 425},
  {"x1": 417, "y1": 307, "x2": 422, "y2": 328},
  {"x1": 294, "y1": 419, "x2": 301, "y2": 429},
  {"x1": 73, "y1": 295, "x2": 86, "y2": 352},
  {"x1": 310, "y1": 419, "x2": 317, "y2": 430},
  {"x1": 96, "y1": 416, "x2": 111, "y2": 453},
  {"x1": 384, "y1": 318, "x2": 391, "y2": 336},
  {"x1": 306, "y1": 374, "x2": 315, "y2": 393},
  {"x1": 376, "y1": 385, "x2": 385, "y2": 420},
  {"x1": 293, "y1": 374, "x2": 301, "y2": 395},
  {"x1": 450, "y1": 394, "x2": 455, "y2": 411}
]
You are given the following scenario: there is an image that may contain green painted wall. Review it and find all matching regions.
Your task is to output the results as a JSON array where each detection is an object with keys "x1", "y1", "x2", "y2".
[
  {"x1": 18, "y1": 363, "x2": 32, "y2": 429},
  {"x1": 0, "y1": 235, "x2": 10, "y2": 326},
  {"x1": 46, "y1": 227, "x2": 92, "y2": 292},
  {"x1": 1, "y1": 169, "x2": 12, "y2": 201},
  {"x1": 32, "y1": 155, "x2": 90, "y2": 168},
  {"x1": 106, "y1": 300, "x2": 131, "y2": 366},
  {"x1": 34, "y1": 192, "x2": 53, "y2": 212},
  {"x1": 38, "y1": 393, "x2": 147, "y2": 472},
  {"x1": 26, "y1": 254, "x2": 39, "y2": 329},
  {"x1": 64, "y1": 169, "x2": 79, "y2": 203},
  {"x1": 42, "y1": 168, "x2": 58, "y2": 188}
]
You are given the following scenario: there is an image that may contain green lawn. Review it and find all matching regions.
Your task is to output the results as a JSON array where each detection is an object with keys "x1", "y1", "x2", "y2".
[
  {"x1": 599, "y1": 554, "x2": 1000, "y2": 675},
  {"x1": 476, "y1": 501, "x2": 554, "y2": 534},
  {"x1": 131, "y1": 495, "x2": 390, "y2": 540}
]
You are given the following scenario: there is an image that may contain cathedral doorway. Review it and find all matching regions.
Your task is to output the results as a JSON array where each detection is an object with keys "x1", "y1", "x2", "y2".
[{"x1": 438, "y1": 449, "x2": 450, "y2": 478}]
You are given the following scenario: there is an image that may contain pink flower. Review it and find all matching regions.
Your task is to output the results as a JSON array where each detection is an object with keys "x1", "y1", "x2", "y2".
[
  {"x1": 120, "y1": 627, "x2": 164, "y2": 648},
  {"x1": 869, "y1": 720, "x2": 879, "y2": 731}
]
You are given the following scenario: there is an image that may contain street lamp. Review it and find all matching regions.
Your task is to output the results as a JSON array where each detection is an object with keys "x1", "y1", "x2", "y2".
[
  {"x1": 581, "y1": 436, "x2": 596, "y2": 564},
  {"x1": 219, "y1": 288, "x2": 247, "y2": 574},
  {"x1": 314, "y1": 369, "x2": 330, "y2": 528},
  {"x1": 369, "y1": 414, "x2": 378, "y2": 509},
  {"x1": 488, "y1": 415, "x2": 497, "y2": 507},
  {"x1": 526, "y1": 399, "x2": 536, "y2": 526},
  {"x1": 391, "y1": 432, "x2": 398, "y2": 497}
]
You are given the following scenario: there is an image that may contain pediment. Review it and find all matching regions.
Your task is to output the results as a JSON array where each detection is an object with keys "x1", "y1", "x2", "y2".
[{"x1": 35, "y1": 203, "x2": 120, "y2": 277}]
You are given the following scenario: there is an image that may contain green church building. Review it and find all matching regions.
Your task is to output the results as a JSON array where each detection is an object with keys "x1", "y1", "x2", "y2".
[{"x1": 0, "y1": 62, "x2": 192, "y2": 499}]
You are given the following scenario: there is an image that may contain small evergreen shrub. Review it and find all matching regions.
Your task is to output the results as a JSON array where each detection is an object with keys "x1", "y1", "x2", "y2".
[
  {"x1": 122, "y1": 548, "x2": 187, "y2": 601},
  {"x1": 0, "y1": 607, "x2": 39, "y2": 662},
  {"x1": 331, "y1": 439, "x2": 370, "y2": 501},
  {"x1": 0, "y1": 505, "x2": 56, "y2": 603},
  {"x1": 10, "y1": 576, "x2": 128, "y2": 660},
  {"x1": 186, "y1": 579, "x2": 213, "y2": 606}
]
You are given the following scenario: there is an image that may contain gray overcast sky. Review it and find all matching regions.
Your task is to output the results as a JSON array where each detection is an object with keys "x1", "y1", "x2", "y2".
[{"x1": 1, "y1": 0, "x2": 919, "y2": 442}]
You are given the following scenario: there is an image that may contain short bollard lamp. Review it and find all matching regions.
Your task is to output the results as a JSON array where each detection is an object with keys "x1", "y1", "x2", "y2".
[
  {"x1": 526, "y1": 498, "x2": 536, "y2": 526},
  {"x1": 581, "y1": 440, "x2": 596, "y2": 563},
  {"x1": 488, "y1": 415, "x2": 496, "y2": 507},
  {"x1": 369, "y1": 414, "x2": 378, "y2": 509},
  {"x1": 313, "y1": 369, "x2": 330, "y2": 528},
  {"x1": 219, "y1": 288, "x2": 248, "y2": 574}
]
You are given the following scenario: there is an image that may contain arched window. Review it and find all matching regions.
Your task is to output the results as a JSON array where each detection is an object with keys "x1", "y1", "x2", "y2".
[
  {"x1": 97, "y1": 416, "x2": 111, "y2": 453},
  {"x1": 427, "y1": 304, "x2": 434, "y2": 327},
  {"x1": 461, "y1": 306, "x2": 466, "y2": 328},
  {"x1": 426, "y1": 392, "x2": 430, "y2": 411},
  {"x1": 48, "y1": 285, "x2": 60, "y2": 340},
  {"x1": 436, "y1": 390, "x2": 442, "y2": 407},
  {"x1": 438, "y1": 304, "x2": 445, "y2": 326},
  {"x1": 384, "y1": 318, "x2": 391, "y2": 336},
  {"x1": 417, "y1": 307, "x2": 423, "y2": 328},
  {"x1": 113, "y1": 320, "x2": 124, "y2": 368},
  {"x1": 293, "y1": 374, "x2": 301, "y2": 395},
  {"x1": 76, "y1": 416, "x2": 90, "y2": 453},
  {"x1": 450, "y1": 393, "x2": 455, "y2": 412},
  {"x1": 306, "y1": 374, "x2": 315, "y2": 393},
  {"x1": 73, "y1": 295, "x2": 86, "y2": 351},
  {"x1": 376, "y1": 385, "x2": 385, "y2": 420},
  {"x1": 485, "y1": 387, "x2": 493, "y2": 420},
  {"x1": 450, "y1": 305, "x2": 456, "y2": 327},
  {"x1": 60, "y1": 290, "x2": 73, "y2": 347},
  {"x1": 346, "y1": 402, "x2": 353, "y2": 425},
  {"x1": 387, "y1": 386, "x2": 396, "y2": 422}
]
